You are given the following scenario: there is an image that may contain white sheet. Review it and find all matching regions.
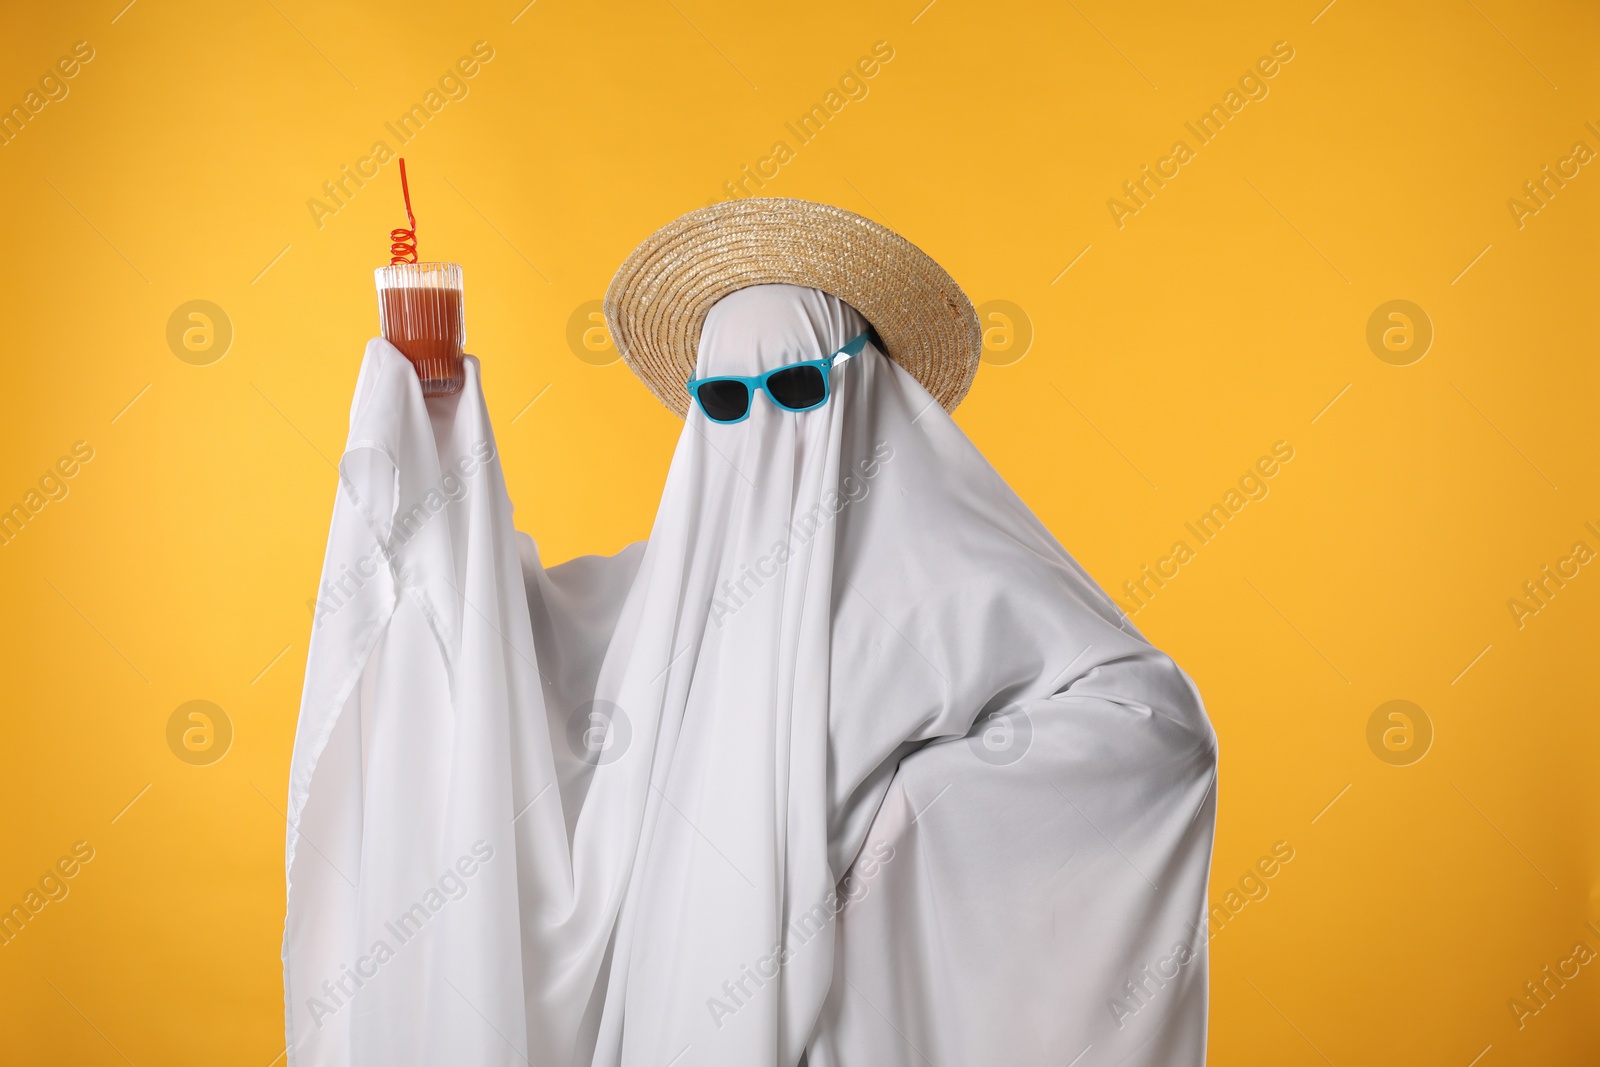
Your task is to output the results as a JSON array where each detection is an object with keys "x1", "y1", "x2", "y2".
[{"x1": 284, "y1": 285, "x2": 1218, "y2": 1067}]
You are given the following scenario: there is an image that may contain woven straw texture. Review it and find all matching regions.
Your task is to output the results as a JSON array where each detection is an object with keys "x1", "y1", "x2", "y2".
[{"x1": 604, "y1": 198, "x2": 981, "y2": 418}]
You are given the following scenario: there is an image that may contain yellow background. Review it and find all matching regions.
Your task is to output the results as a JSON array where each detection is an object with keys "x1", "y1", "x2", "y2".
[{"x1": 1, "y1": 0, "x2": 1595, "y2": 1063}]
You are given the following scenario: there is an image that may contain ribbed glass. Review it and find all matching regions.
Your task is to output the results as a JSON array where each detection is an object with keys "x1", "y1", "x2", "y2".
[{"x1": 375, "y1": 261, "x2": 466, "y2": 397}]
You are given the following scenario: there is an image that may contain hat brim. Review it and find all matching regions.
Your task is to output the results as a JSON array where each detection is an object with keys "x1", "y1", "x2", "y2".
[{"x1": 604, "y1": 198, "x2": 981, "y2": 418}]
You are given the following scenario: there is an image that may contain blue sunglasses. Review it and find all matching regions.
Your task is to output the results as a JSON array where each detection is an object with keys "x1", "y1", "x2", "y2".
[{"x1": 686, "y1": 332, "x2": 872, "y2": 424}]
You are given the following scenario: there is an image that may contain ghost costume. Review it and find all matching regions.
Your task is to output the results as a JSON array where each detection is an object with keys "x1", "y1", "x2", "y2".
[{"x1": 283, "y1": 284, "x2": 1218, "y2": 1067}]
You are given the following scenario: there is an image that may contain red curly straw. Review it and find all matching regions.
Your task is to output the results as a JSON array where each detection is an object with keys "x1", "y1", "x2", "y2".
[{"x1": 389, "y1": 158, "x2": 418, "y2": 265}]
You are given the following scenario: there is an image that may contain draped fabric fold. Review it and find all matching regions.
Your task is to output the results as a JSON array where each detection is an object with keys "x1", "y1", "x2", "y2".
[{"x1": 285, "y1": 286, "x2": 1217, "y2": 1067}]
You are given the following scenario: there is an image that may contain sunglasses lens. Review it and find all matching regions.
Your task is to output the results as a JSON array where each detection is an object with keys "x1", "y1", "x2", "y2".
[
  {"x1": 695, "y1": 379, "x2": 751, "y2": 422},
  {"x1": 765, "y1": 365, "x2": 827, "y2": 411}
]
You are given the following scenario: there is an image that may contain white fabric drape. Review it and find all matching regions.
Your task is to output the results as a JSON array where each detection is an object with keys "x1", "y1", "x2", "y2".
[{"x1": 284, "y1": 284, "x2": 1217, "y2": 1067}]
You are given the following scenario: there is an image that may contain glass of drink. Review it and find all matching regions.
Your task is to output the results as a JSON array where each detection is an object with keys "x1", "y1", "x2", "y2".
[{"x1": 375, "y1": 262, "x2": 465, "y2": 396}]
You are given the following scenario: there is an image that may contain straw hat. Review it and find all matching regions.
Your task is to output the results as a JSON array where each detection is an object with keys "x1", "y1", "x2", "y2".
[{"x1": 604, "y1": 198, "x2": 982, "y2": 418}]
